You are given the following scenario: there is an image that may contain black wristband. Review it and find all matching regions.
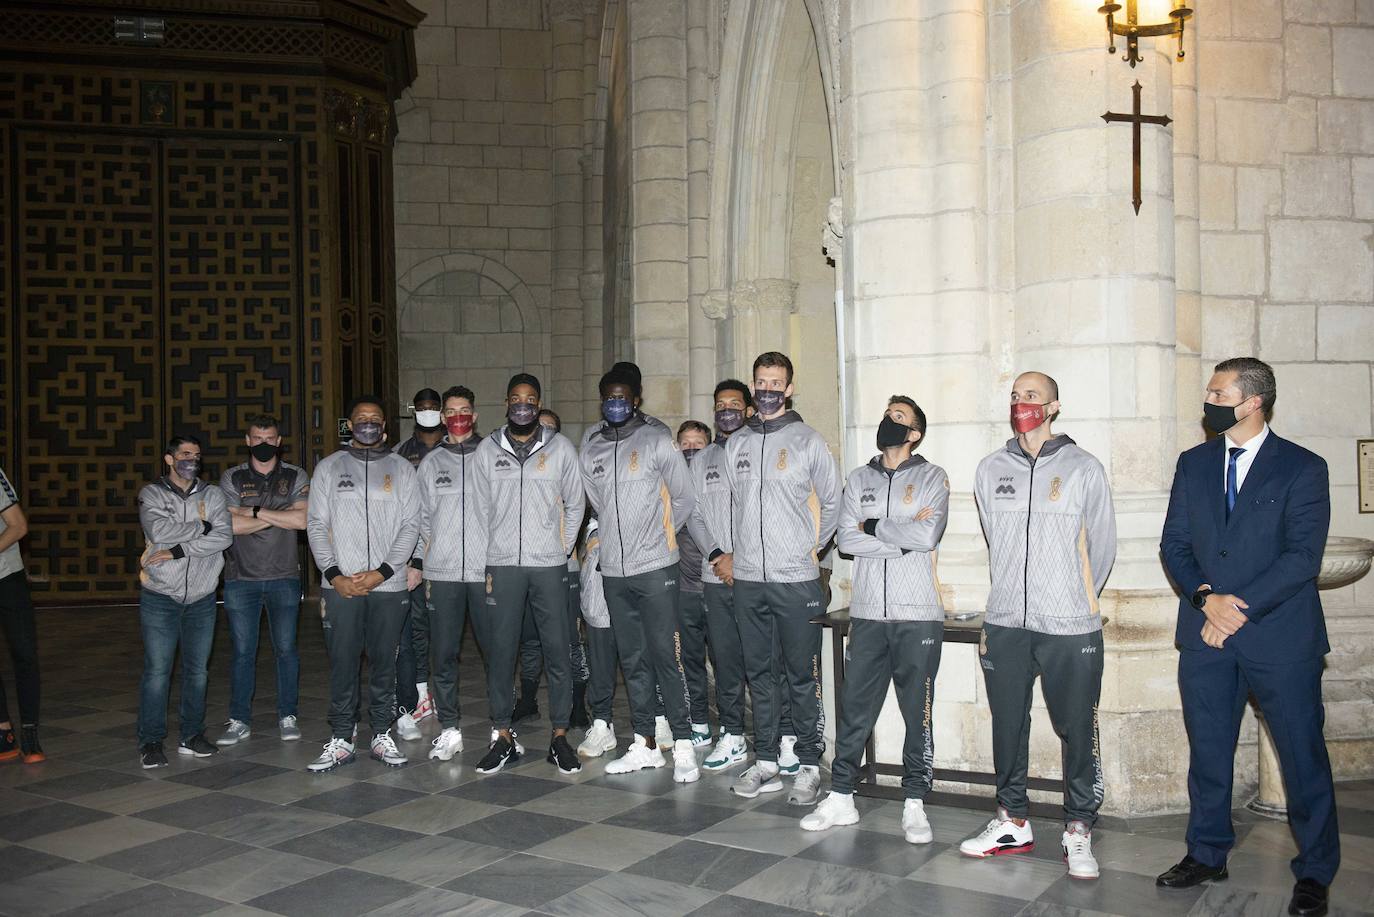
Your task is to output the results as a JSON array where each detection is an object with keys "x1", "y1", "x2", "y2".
[
  {"x1": 253, "y1": 504, "x2": 261, "y2": 519},
  {"x1": 862, "y1": 518, "x2": 879, "y2": 536},
  {"x1": 708, "y1": 548, "x2": 724, "y2": 562},
  {"x1": 170, "y1": 544, "x2": 186, "y2": 560},
  {"x1": 323, "y1": 565, "x2": 343, "y2": 583},
  {"x1": 377, "y1": 563, "x2": 395, "y2": 581},
  {"x1": 410, "y1": 557, "x2": 423, "y2": 571},
  {"x1": 1191, "y1": 588, "x2": 1213, "y2": 610}
]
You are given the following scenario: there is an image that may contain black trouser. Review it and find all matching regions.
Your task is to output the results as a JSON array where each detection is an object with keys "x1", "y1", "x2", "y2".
[
  {"x1": 474, "y1": 565, "x2": 572, "y2": 730},
  {"x1": 426, "y1": 580, "x2": 482, "y2": 729},
  {"x1": 394, "y1": 583, "x2": 429, "y2": 712},
  {"x1": 735, "y1": 578, "x2": 825, "y2": 766},
  {"x1": 981, "y1": 623, "x2": 1105, "y2": 827},
  {"x1": 831, "y1": 619, "x2": 942, "y2": 798},
  {"x1": 518, "y1": 577, "x2": 589, "y2": 686},
  {"x1": 679, "y1": 587, "x2": 709, "y2": 724},
  {"x1": 0, "y1": 571, "x2": 39, "y2": 727},
  {"x1": 321, "y1": 589, "x2": 409, "y2": 741},
  {"x1": 585, "y1": 624, "x2": 618, "y2": 722},
  {"x1": 603, "y1": 563, "x2": 690, "y2": 741},
  {"x1": 702, "y1": 583, "x2": 747, "y2": 735}
]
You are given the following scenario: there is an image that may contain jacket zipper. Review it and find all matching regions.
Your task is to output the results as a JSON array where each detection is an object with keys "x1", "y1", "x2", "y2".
[
  {"x1": 517, "y1": 443, "x2": 525, "y2": 566},
  {"x1": 183, "y1": 482, "x2": 191, "y2": 604},
  {"x1": 883, "y1": 471, "x2": 893, "y2": 619},
  {"x1": 758, "y1": 429, "x2": 767, "y2": 583},
  {"x1": 459, "y1": 452, "x2": 467, "y2": 577},
  {"x1": 1023, "y1": 455, "x2": 1035, "y2": 627},
  {"x1": 613, "y1": 435, "x2": 626, "y2": 574}
]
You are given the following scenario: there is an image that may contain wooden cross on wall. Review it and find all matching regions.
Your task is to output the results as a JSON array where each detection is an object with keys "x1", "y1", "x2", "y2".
[{"x1": 1101, "y1": 80, "x2": 1172, "y2": 214}]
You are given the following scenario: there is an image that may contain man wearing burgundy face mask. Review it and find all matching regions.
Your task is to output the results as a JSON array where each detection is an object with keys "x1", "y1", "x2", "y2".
[
  {"x1": 217, "y1": 415, "x2": 310, "y2": 747},
  {"x1": 962, "y1": 372, "x2": 1116, "y2": 881}
]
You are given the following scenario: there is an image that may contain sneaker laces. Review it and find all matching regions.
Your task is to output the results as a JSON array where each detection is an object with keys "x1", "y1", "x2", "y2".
[
  {"x1": 1064, "y1": 825, "x2": 1091, "y2": 856},
  {"x1": 281, "y1": 715, "x2": 297, "y2": 727},
  {"x1": 373, "y1": 731, "x2": 400, "y2": 756},
  {"x1": 322, "y1": 736, "x2": 349, "y2": 757}
]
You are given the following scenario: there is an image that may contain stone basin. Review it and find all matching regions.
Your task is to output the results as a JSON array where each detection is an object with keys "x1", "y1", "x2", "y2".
[{"x1": 1317, "y1": 536, "x2": 1374, "y2": 590}]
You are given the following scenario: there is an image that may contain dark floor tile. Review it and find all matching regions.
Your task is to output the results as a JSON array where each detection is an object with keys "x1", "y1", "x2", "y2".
[
  {"x1": 291, "y1": 781, "x2": 424, "y2": 818},
  {"x1": 22, "y1": 768, "x2": 148, "y2": 801},
  {"x1": 272, "y1": 820, "x2": 426, "y2": 866},
  {"x1": 92, "y1": 831, "x2": 252, "y2": 880},
  {"x1": 1335, "y1": 805, "x2": 1374, "y2": 839},
  {"x1": 444, "y1": 809, "x2": 586, "y2": 851},
  {"x1": 862, "y1": 879, "x2": 1027, "y2": 917},
  {"x1": 443, "y1": 773, "x2": 568, "y2": 808},
  {"x1": 793, "y1": 824, "x2": 945, "y2": 877},
  {"x1": 1036, "y1": 867, "x2": 1205, "y2": 916},
  {"x1": 603, "y1": 798, "x2": 742, "y2": 837},
  {"x1": 164, "y1": 759, "x2": 290, "y2": 791},
  {"x1": 686, "y1": 895, "x2": 818, "y2": 917},
  {"x1": 625, "y1": 839, "x2": 783, "y2": 891},
  {"x1": 442, "y1": 852, "x2": 606, "y2": 908},
  {"x1": 0, "y1": 800, "x2": 113, "y2": 841},
  {"x1": 57, "y1": 881, "x2": 228, "y2": 917},
  {"x1": 134, "y1": 790, "x2": 277, "y2": 829},
  {"x1": 0, "y1": 845, "x2": 76, "y2": 883},
  {"x1": 247, "y1": 867, "x2": 424, "y2": 917}
]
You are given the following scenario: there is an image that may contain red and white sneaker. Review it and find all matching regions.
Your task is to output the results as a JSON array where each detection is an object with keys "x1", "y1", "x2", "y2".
[
  {"x1": 1062, "y1": 821, "x2": 1099, "y2": 879},
  {"x1": 959, "y1": 807, "x2": 1034, "y2": 858},
  {"x1": 412, "y1": 687, "x2": 436, "y2": 724}
]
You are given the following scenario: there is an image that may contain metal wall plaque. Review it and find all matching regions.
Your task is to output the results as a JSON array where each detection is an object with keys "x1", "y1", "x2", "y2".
[{"x1": 1360, "y1": 440, "x2": 1374, "y2": 513}]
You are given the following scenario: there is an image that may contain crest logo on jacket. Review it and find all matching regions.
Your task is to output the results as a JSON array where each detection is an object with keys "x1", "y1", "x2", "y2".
[
  {"x1": 1049, "y1": 476, "x2": 1063, "y2": 501},
  {"x1": 494, "y1": 458, "x2": 511, "y2": 470},
  {"x1": 776, "y1": 448, "x2": 788, "y2": 471},
  {"x1": 383, "y1": 474, "x2": 392, "y2": 494},
  {"x1": 338, "y1": 476, "x2": 356, "y2": 490},
  {"x1": 735, "y1": 458, "x2": 751, "y2": 472},
  {"x1": 994, "y1": 476, "x2": 1016, "y2": 496},
  {"x1": 278, "y1": 478, "x2": 291, "y2": 496},
  {"x1": 860, "y1": 491, "x2": 876, "y2": 505},
  {"x1": 435, "y1": 472, "x2": 452, "y2": 487},
  {"x1": 537, "y1": 453, "x2": 547, "y2": 472},
  {"x1": 591, "y1": 462, "x2": 605, "y2": 477},
  {"x1": 903, "y1": 484, "x2": 915, "y2": 505},
  {"x1": 705, "y1": 470, "x2": 721, "y2": 482},
  {"x1": 629, "y1": 450, "x2": 640, "y2": 472}
]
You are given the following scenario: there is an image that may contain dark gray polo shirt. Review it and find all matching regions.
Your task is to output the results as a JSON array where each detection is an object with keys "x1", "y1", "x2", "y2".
[{"x1": 220, "y1": 460, "x2": 311, "y2": 582}]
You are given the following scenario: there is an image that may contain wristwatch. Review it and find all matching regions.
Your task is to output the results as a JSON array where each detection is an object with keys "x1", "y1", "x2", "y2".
[
  {"x1": 1190, "y1": 587, "x2": 1213, "y2": 609},
  {"x1": 252, "y1": 505, "x2": 261, "y2": 519}
]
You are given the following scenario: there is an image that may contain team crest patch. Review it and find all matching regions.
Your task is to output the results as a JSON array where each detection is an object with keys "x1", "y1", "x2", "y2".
[
  {"x1": 383, "y1": 474, "x2": 393, "y2": 494},
  {"x1": 278, "y1": 478, "x2": 290, "y2": 495},
  {"x1": 979, "y1": 629, "x2": 988, "y2": 656},
  {"x1": 1049, "y1": 476, "x2": 1062, "y2": 501},
  {"x1": 776, "y1": 448, "x2": 788, "y2": 471},
  {"x1": 903, "y1": 484, "x2": 914, "y2": 505},
  {"x1": 537, "y1": 453, "x2": 547, "y2": 472},
  {"x1": 485, "y1": 573, "x2": 494, "y2": 594},
  {"x1": 629, "y1": 450, "x2": 640, "y2": 472}
]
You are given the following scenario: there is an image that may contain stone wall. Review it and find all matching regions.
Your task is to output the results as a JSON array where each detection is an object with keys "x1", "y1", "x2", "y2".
[{"x1": 1195, "y1": 0, "x2": 1374, "y2": 775}]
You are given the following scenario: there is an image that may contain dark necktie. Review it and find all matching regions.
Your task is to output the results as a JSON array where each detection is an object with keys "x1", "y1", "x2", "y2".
[{"x1": 1226, "y1": 447, "x2": 1245, "y2": 520}]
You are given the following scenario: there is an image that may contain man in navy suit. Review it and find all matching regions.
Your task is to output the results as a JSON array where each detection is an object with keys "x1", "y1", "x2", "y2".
[{"x1": 1157, "y1": 357, "x2": 1338, "y2": 917}]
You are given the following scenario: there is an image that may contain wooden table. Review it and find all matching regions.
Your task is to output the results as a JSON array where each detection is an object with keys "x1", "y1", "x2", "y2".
[{"x1": 810, "y1": 608, "x2": 1070, "y2": 818}]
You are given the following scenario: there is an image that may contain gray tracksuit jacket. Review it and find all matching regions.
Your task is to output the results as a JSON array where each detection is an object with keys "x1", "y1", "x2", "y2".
[
  {"x1": 837, "y1": 455, "x2": 950, "y2": 622},
  {"x1": 724, "y1": 411, "x2": 840, "y2": 583},
  {"x1": 580, "y1": 413, "x2": 696, "y2": 578},
  {"x1": 686, "y1": 438, "x2": 733, "y2": 586},
  {"x1": 578, "y1": 522, "x2": 610, "y2": 628},
  {"x1": 974, "y1": 435, "x2": 1117, "y2": 635},
  {"x1": 306, "y1": 444, "x2": 420, "y2": 592},
  {"x1": 475, "y1": 425, "x2": 585, "y2": 568},
  {"x1": 416, "y1": 435, "x2": 486, "y2": 583},
  {"x1": 138, "y1": 477, "x2": 233, "y2": 603}
]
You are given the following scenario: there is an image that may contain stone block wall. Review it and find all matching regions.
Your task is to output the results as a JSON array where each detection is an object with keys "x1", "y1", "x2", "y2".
[{"x1": 1196, "y1": 0, "x2": 1374, "y2": 773}]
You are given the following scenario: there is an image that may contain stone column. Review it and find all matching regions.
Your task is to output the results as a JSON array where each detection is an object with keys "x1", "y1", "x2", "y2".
[
  {"x1": 627, "y1": 0, "x2": 691, "y2": 424},
  {"x1": 686, "y1": 0, "x2": 715, "y2": 422},
  {"x1": 580, "y1": 2, "x2": 605, "y2": 429},
  {"x1": 551, "y1": 0, "x2": 588, "y2": 424}
]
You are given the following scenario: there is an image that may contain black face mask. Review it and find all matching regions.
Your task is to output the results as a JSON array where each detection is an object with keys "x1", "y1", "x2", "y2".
[
  {"x1": 876, "y1": 415, "x2": 916, "y2": 450},
  {"x1": 1203, "y1": 401, "x2": 1245, "y2": 435},
  {"x1": 249, "y1": 442, "x2": 279, "y2": 463}
]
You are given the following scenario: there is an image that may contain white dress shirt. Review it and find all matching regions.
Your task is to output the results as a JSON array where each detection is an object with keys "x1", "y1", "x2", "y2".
[{"x1": 1223, "y1": 423, "x2": 1269, "y2": 495}]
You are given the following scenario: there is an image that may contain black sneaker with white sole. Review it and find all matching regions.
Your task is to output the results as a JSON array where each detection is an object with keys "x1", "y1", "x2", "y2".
[
  {"x1": 141, "y1": 742, "x2": 169, "y2": 768},
  {"x1": 476, "y1": 734, "x2": 520, "y2": 774},
  {"x1": 178, "y1": 733, "x2": 218, "y2": 758},
  {"x1": 547, "y1": 734, "x2": 581, "y2": 774}
]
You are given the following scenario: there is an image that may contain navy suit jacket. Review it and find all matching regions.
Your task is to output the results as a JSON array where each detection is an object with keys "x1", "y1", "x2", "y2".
[{"x1": 1161, "y1": 431, "x2": 1330, "y2": 663}]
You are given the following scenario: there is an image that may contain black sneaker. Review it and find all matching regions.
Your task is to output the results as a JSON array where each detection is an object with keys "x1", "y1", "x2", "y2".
[
  {"x1": 178, "y1": 733, "x2": 219, "y2": 758},
  {"x1": 0, "y1": 727, "x2": 19, "y2": 761},
  {"x1": 19, "y1": 724, "x2": 44, "y2": 763},
  {"x1": 141, "y1": 743, "x2": 169, "y2": 768},
  {"x1": 476, "y1": 735, "x2": 520, "y2": 774},
  {"x1": 547, "y1": 734, "x2": 581, "y2": 774}
]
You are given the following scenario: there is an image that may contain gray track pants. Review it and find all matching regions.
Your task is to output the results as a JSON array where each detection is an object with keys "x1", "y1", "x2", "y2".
[
  {"x1": 981, "y1": 622, "x2": 1105, "y2": 826},
  {"x1": 734, "y1": 578, "x2": 825, "y2": 766},
  {"x1": 426, "y1": 580, "x2": 483, "y2": 729},
  {"x1": 831, "y1": 618, "x2": 942, "y2": 799},
  {"x1": 321, "y1": 589, "x2": 409, "y2": 740},
  {"x1": 702, "y1": 583, "x2": 747, "y2": 734},
  {"x1": 603, "y1": 563, "x2": 690, "y2": 741},
  {"x1": 474, "y1": 566, "x2": 573, "y2": 729}
]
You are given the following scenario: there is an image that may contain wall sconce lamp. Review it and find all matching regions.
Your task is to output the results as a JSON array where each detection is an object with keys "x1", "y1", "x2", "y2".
[{"x1": 1097, "y1": 0, "x2": 1193, "y2": 67}]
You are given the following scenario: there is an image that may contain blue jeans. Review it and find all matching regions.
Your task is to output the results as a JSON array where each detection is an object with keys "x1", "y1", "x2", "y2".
[
  {"x1": 224, "y1": 577, "x2": 301, "y2": 722},
  {"x1": 137, "y1": 588, "x2": 217, "y2": 746}
]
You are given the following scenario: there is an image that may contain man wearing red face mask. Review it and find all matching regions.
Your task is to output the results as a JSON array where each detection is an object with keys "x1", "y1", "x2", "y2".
[{"x1": 961, "y1": 372, "x2": 1116, "y2": 881}]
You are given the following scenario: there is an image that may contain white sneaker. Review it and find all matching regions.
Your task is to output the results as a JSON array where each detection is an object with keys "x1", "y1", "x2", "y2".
[
  {"x1": 577, "y1": 719, "x2": 616, "y2": 758},
  {"x1": 604, "y1": 735, "x2": 666, "y2": 774},
  {"x1": 787, "y1": 764, "x2": 822, "y2": 805},
  {"x1": 491, "y1": 728, "x2": 525, "y2": 755},
  {"x1": 959, "y1": 808, "x2": 1034, "y2": 858},
  {"x1": 395, "y1": 709, "x2": 422, "y2": 742},
  {"x1": 412, "y1": 688, "x2": 436, "y2": 724},
  {"x1": 428, "y1": 727, "x2": 464, "y2": 761},
  {"x1": 672, "y1": 739, "x2": 700, "y2": 783},
  {"x1": 216, "y1": 719, "x2": 251, "y2": 746},
  {"x1": 731, "y1": 762, "x2": 783, "y2": 798},
  {"x1": 690, "y1": 723, "x2": 713, "y2": 748},
  {"x1": 370, "y1": 730, "x2": 408, "y2": 767},
  {"x1": 702, "y1": 733, "x2": 748, "y2": 771},
  {"x1": 778, "y1": 735, "x2": 800, "y2": 775},
  {"x1": 902, "y1": 798, "x2": 933, "y2": 844},
  {"x1": 1062, "y1": 821, "x2": 1099, "y2": 879},
  {"x1": 800, "y1": 791, "x2": 860, "y2": 832},
  {"x1": 654, "y1": 716, "x2": 673, "y2": 750},
  {"x1": 307, "y1": 737, "x2": 356, "y2": 773},
  {"x1": 278, "y1": 716, "x2": 301, "y2": 741}
]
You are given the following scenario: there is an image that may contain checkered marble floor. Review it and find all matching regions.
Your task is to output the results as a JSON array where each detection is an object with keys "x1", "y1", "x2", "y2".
[{"x1": 1, "y1": 604, "x2": 1372, "y2": 916}]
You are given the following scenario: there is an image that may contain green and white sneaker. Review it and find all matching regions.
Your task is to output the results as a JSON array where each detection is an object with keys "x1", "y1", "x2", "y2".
[
  {"x1": 703, "y1": 733, "x2": 747, "y2": 771},
  {"x1": 778, "y1": 735, "x2": 800, "y2": 775}
]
